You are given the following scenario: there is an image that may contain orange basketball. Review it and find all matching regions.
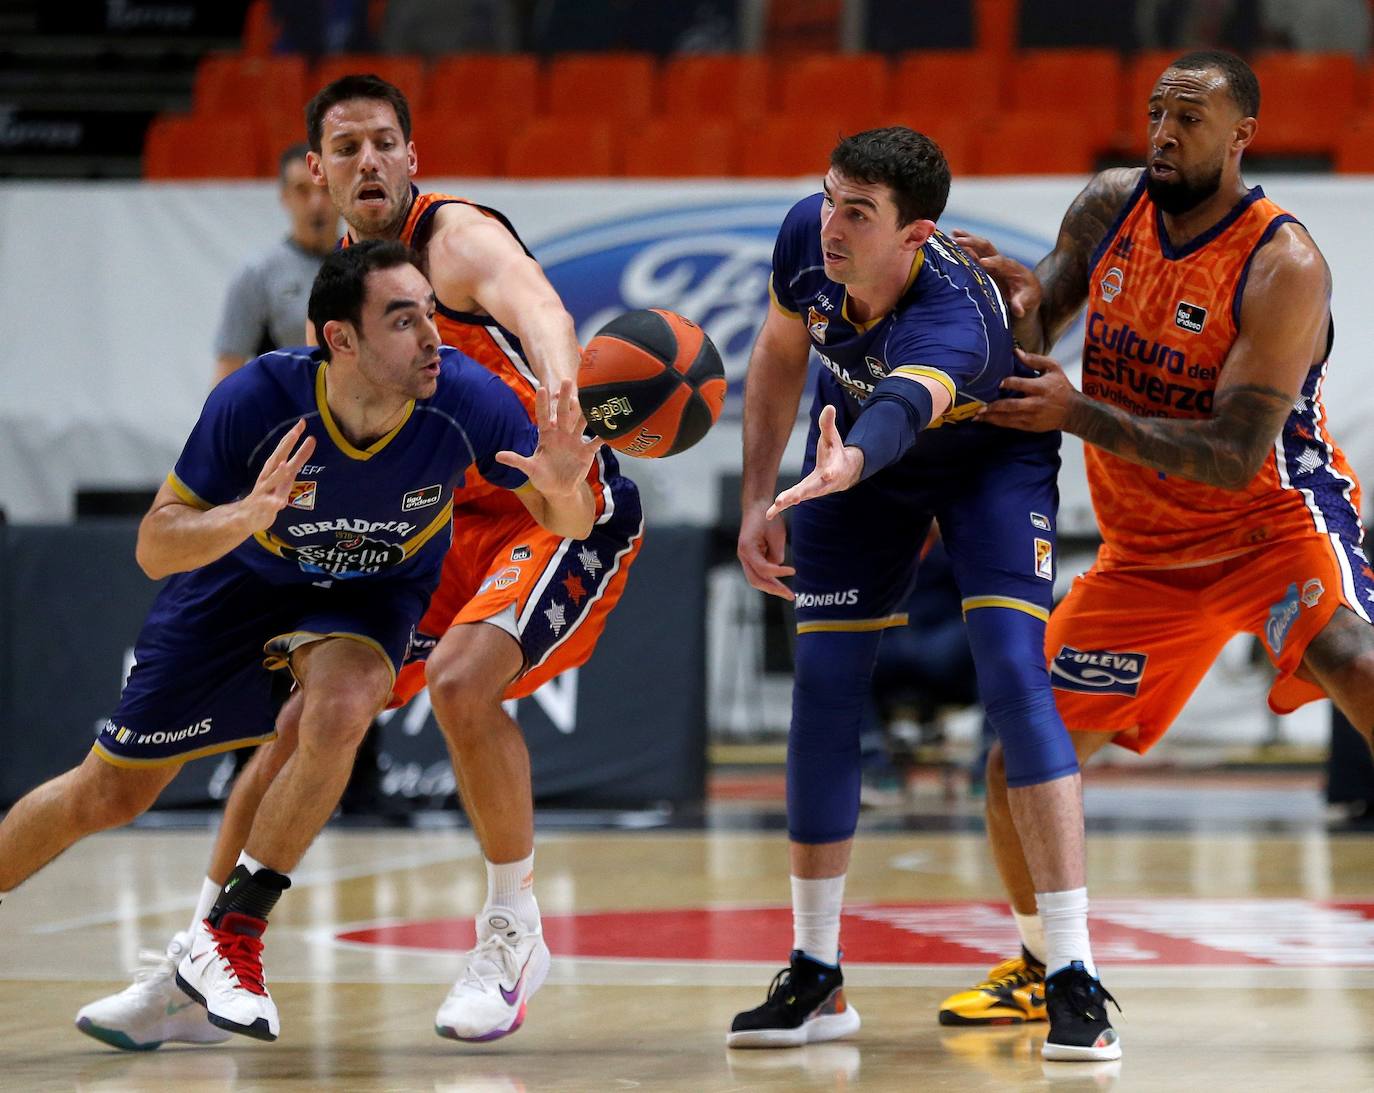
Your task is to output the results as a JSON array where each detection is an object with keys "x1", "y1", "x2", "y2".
[{"x1": 578, "y1": 308, "x2": 726, "y2": 458}]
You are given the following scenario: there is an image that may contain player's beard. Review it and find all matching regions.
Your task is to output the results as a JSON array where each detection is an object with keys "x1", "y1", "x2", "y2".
[{"x1": 1146, "y1": 160, "x2": 1223, "y2": 216}]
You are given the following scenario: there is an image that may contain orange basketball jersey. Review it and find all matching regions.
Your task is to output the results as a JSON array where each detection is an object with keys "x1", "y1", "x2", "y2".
[{"x1": 1082, "y1": 176, "x2": 1358, "y2": 567}]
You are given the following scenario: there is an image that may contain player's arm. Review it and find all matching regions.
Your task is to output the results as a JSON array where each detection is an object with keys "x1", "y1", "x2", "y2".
[
  {"x1": 738, "y1": 301, "x2": 813, "y2": 599},
  {"x1": 135, "y1": 420, "x2": 315, "y2": 579},
  {"x1": 428, "y1": 205, "x2": 581, "y2": 393},
  {"x1": 953, "y1": 167, "x2": 1140, "y2": 352},
  {"x1": 985, "y1": 225, "x2": 1330, "y2": 490},
  {"x1": 212, "y1": 264, "x2": 268, "y2": 388},
  {"x1": 767, "y1": 370, "x2": 953, "y2": 515},
  {"x1": 500, "y1": 381, "x2": 601, "y2": 540},
  {"x1": 213, "y1": 354, "x2": 249, "y2": 386}
]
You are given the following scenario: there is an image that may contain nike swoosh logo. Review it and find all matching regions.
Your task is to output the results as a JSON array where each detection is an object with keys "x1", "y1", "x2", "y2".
[
  {"x1": 499, "y1": 973, "x2": 524, "y2": 1006},
  {"x1": 165, "y1": 999, "x2": 196, "y2": 1016},
  {"x1": 189, "y1": 951, "x2": 211, "y2": 965}
]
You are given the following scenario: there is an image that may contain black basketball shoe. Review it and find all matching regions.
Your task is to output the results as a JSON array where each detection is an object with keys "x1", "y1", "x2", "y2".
[
  {"x1": 727, "y1": 951, "x2": 861, "y2": 1048},
  {"x1": 1041, "y1": 961, "x2": 1121, "y2": 1061}
]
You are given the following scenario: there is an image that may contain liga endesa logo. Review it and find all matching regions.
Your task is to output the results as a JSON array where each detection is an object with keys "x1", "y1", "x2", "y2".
[{"x1": 536, "y1": 202, "x2": 1053, "y2": 421}]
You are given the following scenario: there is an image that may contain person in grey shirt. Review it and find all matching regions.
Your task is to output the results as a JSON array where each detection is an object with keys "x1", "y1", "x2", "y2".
[{"x1": 212, "y1": 143, "x2": 338, "y2": 385}]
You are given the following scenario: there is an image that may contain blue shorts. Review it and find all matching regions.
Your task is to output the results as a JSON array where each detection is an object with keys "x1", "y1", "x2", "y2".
[
  {"x1": 94, "y1": 556, "x2": 434, "y2": 767},
  {"x1": 790, "y1": 407, "x2": 1062, "y2": 633}
]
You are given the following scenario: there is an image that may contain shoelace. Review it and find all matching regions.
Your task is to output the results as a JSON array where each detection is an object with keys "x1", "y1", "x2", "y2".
[
  {"x1": 983, "y1": 956, "x2": 1037, "y2": 990},
  {"x1": 763, "y1": 965, "x2": 796, "y2": 1005},
  {"x1": 1059, "y1": 974, "x2": 1122, "y2": 1020},
  {"x1": 455, "y1": 932, "x2": 520, "y2": 996},
  {"x1": 126, "y1": 947, "x2": 180, "y2": 995},
  {"x1": 210, "y1": 925, "x2": 267, "y2": 996}
]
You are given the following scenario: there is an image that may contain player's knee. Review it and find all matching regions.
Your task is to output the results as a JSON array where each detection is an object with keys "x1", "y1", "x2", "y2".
[
  {"x1": 298, "y1": 685, "x2": 384, "y2": 754},
  {"x1": 427, "y1": 653, "x2": 507, "y2": 727},
  {"x1": 75, "y1": 758, "x2": 165, "y2": 829},
  {"x1": 984, "y1": 743, "x2": 1011, "y2": 817}
]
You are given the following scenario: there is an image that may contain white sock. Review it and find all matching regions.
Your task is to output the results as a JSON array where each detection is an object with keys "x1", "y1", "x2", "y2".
[
  {"x1": 1013, "y1": 909, "x2": 1047, "y2": 965},
  {"x1": 1038, "y1": 887, "x2": 1096, "y2": 978},
  {"x1": 189, "y1": 876, "x2": 221, "y2": 932},
  {"x1": 485, "y1": 852, "x2": 540, "y2": 932},
  {"x1": 791, "y1": 874, "x2": 845, "y2": 966},
  {"x1": 235, "y1": 850, "x2": 268, "y2": 876}
]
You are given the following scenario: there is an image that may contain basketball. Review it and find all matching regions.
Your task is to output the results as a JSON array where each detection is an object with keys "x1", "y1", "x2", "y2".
[{"x1": 578, "y1": 308, "x2": 726, "y2": 458}]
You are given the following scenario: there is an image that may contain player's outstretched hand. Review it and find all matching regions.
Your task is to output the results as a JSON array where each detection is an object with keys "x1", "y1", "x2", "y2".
[
  {"x1": 950, "y1": 229, "x2": 1042, "y2": 320},
  {"x1": 978, "y1": 349, "x2": 1080, "y2": 432},
  {"x1": 766, "y1": 405, "x2": 863, "y2": 519},
  {"x1": 497, "y1": 380, "x2": 603, "y2": 496},
  {"x1": 738, "y1": 501, "x2": 795, "y2": 600},
  {"x1": 239, "y1": 419, "x2": 316, "y2": 532}
]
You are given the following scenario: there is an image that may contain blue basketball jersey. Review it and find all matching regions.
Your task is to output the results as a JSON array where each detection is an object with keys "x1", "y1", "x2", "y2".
[
  {"x1": 168, "y1": 346, "x2": 535, "y2": 585},
  {"x1": 770, "y1": 192, "x2": 1027, "y2": 461}
]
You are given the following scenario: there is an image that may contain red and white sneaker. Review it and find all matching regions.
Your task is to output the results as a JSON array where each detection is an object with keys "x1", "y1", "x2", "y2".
[
  {"x1": 435, "y1": 909, "x2": 550, "y2": 1042},
  {"x1": 175, "y1": 913, "x2": 280, "y2": 1042}
]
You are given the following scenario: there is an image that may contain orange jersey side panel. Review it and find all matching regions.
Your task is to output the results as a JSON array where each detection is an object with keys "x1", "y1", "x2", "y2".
[{"x1": 1082, "y1": 180, "x2": 1358, "y2": 566}]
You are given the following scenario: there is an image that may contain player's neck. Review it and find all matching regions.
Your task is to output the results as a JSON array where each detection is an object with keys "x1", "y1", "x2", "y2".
[
  {"x1": 1158, "y1": 176, "x2": 1252, "y2": 248},
  {"x1": 321, "y1": 363, "x2": 411, "y2": 448}
]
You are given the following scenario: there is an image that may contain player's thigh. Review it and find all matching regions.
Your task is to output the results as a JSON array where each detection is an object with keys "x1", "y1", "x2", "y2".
[
  {"x1": 1045, "y1": 564, "x2": 1232, "y2": 753},
  {"x1": 789, "y1": 478, "x2": 931, "y2": 635}
]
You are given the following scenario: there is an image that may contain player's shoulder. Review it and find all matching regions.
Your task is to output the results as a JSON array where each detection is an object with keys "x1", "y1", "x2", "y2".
[
  {"x1": 780, "y1": 192, "x2": 825, "y2": 236},
  {"x1": 431, "y1": 345, "x2": 514, "y2": 404},
  {"x1": 221, "y1": 346, "x2": 318, "y2": 401},
  {"x1": 1241, "y1": 218, "x2": 1330, "y2": 305}
]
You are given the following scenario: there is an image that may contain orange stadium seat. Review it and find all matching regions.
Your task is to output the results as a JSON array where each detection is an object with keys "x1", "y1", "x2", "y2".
[
  {"x1": 544, "y1": 52, "x2": 657, "y2": 123},
  {"x1": 621, "y1": 116, "x2": 740, "y2": 177},
  {"x1": 892, "y1": 50, "x2": 1005, "y2": 128},
  {"x1": 778, "y1": 54, "x2": 893, "y2": 134},
  {"x1": 739, "y1": 114, "x2": 849, "y2": 177},
  {"x1": 260, "y1": 105, "x2": 310, "y2": 164},
  {"x1": 409, "y1": 112, "x2": 504, "y2": 177},
  {"x1": 240, "y1": 0, "x2": 277, "y2": 56},
  {"x1": 426, "y1": 54, "x2": 540, "y2": 128},
  {"x1": 661, "y1": 54, "x2": 772, "y2": 121},
  {"x1": 971, "y1": 109, "x2": 1097, "y2": 175},
  {"x1": 1251, "y1": 53, "x2": 1360, "y2": 157},
  {"x1": 143, "y1": 114, "x2": 263, "y2": 179},
  {"x1": 504, "y1": 117, "x2": 617, "y2": 177},
  {"x1": 1008, "y1": 49, "x2": 1123, "y2": 151},
  {"x1": 898, "y1": 113, "x2": 974, "y2": 178},
  {"x1": 1335, "y1": 113, "x2": 1374, "y2": 173},
  {"x1": 194, "y1": 53, "x2": 310, "y2": 121},
  {"x1": 763, "y1": 0, "x2": 842, "y2": 54},
  {"x1": 313, "y1": 55, "x2": 427, "y2": 112}
]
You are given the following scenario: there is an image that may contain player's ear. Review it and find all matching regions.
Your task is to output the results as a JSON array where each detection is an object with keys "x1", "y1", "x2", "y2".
[
  {"x1": 406, "y1": 140, "x2": 418, "y2": 178},
  {"x1": 322, "y1": 318, "x2": 354, "y2": 356},
  {"x1": 904, "y1": 218, "x2": 937, "y2": 249},
  {"x1": 306, "y1": 150, "x2": 326, "y2": 186},
  {"x1": 1233, "y1": 116, "x2": 1257, "y2": 155}
]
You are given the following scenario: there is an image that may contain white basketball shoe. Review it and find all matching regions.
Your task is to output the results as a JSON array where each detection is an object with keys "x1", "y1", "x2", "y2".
[
  {"x1": 435, "y1": 908, "x2": 550, "y2": 1042},
  {"x1": 175, "y1": 913, "x2": 280, "y2": 1041},
  {"x1": 75, "y1": 930, "x2": 232, "y2": 1051}
]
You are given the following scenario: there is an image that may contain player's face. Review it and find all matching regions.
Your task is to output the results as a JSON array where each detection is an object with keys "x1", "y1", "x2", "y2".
[
  {"x1": 354, "y1": 263, "x2": 443, "y2": 399},
  {"x1": 1144, "y1": 67, "x2": 1246, "y2": 216},
  {"x1": 310, "y1": 98, "x2": 417, "y2": 240},
  {"x1": 280, "y1": 157, "x2": 338, "y2": 255},
  {"x1": 818, "y1": 169, "x2": 909, "y2": 287}
]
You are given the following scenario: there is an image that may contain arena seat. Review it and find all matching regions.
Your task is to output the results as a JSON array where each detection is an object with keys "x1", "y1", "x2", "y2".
[
  {"x1": 1335, "y1": 114, "x2": 1374, "y2": 173},
  {"x1": 621, "y1": 116, "x2": 740, "y2": 177},
  {"x1": 313, "y1": 55, "x2": 427, "y2": 112},
  {"x1": 426, "y1": 54, "x2": 540, "y2": 128},
  {"x1": 661, "y1": 54, "x2": 772, "y2": 121},
  {"x1": 143, "y1": 114, "x2": 263, "y2": 179},
  {"x1": 778, "y1": 54, "x2": 893, "y2": 134},
  {"x1": 544, "y1": 52, "x2": 657, "y2": 123},
  {"x1": 971, "y1": 109, "x2": 1096, "y2": 175},
  {"x1": 194, "y1": 53, "x2": 309, "y2": 120},
  {"x1": 1008, "y1": 49, "x2": 1122, "y2": 152},
  {"x1": 892, "y1": 50, "x2": 1006, "y2": 127},
  {"x1": 1251, "y1": 52, "x2": 1359, "y2": 158},
  {"x1": 503, "y1": 117, "x2": 617, "y2": 177},
  {"x1": 409, "y1": 112, "x2": 505, "y2": 177},
  {"x1": 739, "y1": 114, "x2": 850, "y2": 177}
]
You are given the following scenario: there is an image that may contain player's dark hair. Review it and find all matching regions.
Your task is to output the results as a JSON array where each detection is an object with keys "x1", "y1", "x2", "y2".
[
  {"x1": 830, "y1": 127, "x2": 950, "y2": 226},
  {"x1": 308, "y1": 240, "x2": 420, "y2": 356},
  {"x1": 277, "y1": 142, "x2": 310, "y2": 182},
  {"x1": 306, "y1": 73, "x2": 413, "y2": 153},
  {"x1": 1166, "y1": 50, "x2": 1260, "y2": 118}
]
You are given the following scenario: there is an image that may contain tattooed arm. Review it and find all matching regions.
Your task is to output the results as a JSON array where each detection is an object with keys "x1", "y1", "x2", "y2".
[
  {"x1": 982, "y1": 224, "x2": 1333, "y2": 490},
  {"x1": 953, "y1": 168, "x2": 1140, "y2": 353}
]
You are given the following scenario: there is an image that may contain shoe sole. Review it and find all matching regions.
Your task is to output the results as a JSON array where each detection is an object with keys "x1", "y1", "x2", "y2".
[
  {"x1": 174, "y1": 970, "x2": 277, "y2": 1042},
  {"x1": 1042, "y1": 1038, "x2": 1123, "y2": 1062},
  {"x1": 74, "y1": 1017, "x2": 161, "y2": 1052},
  {"x1": 938, "y1": 1009, "x2": 1047, "y2": 1026},
  {"x1": 435, "y1": 941, "x2": 551, "y2": 1044},
  {"x1": 726, "y1": 1005, "x2": 861, "y2": 1049}
]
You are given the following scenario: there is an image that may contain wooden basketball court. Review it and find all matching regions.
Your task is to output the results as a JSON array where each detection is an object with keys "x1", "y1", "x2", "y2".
[{"x1": 5, "y1": 771, "x2": 1374, "y2": 1091}]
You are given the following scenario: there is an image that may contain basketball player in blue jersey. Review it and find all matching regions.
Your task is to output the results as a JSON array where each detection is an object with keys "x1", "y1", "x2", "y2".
[
  {"x1": 730, "y1": 127, "x2": 1119, "y2": 1061},
  {"x1": 0, "y1": 241, "x2": 602, "y2": 1043}
]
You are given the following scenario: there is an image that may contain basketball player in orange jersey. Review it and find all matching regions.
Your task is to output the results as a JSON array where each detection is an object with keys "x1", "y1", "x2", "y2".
[
  {"x1": 934, "y1": 50, "x2": 1374, "y2": 1027},
  {"x1": 75, "y1": 74, "x2": 643, "y2": 1050}
]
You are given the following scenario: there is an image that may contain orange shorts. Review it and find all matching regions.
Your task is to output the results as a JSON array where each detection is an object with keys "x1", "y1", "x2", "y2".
[
  {"x1": 1046, "y1": 533, "x2": 1373, "y2": 754},
  {"x1": 390, "y1": 489, "x2": 643, "y2": 706}
]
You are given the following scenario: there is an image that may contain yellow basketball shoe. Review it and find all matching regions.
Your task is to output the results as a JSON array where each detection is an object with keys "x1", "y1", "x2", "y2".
[{"x1": 937, "y1": 947, "x2": 1047, "y2": 1026}]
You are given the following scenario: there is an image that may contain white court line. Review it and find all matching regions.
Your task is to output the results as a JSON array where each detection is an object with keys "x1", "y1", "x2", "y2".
[{"x1": 31, "y1": 843, "x2": 482, "y2": 934}]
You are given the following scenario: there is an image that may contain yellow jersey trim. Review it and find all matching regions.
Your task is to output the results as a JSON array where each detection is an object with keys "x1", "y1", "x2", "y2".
[
  {"x1": 797, "y1": 613, "x2": 909, "y2": 634},
  {"x1": 769, "y1": 275, "x2": 801, "y2": 318},
  {"x1": 91, "y1": 731, "x2": 278, "y2": 769},
  {"x1": 841, "y1": 250, "x2": 925, "y2": 332},
  {"x1": 315, "y1": 362, "x2": 415, "y2": 461},
  {"x1": 961, "y1": 596, "x2": 1050, "y2": 622},
  {"x1": 890, "y1": 365, "x2": 957, "y2": 404},
  {"x1": 166, "y1": 473, "x2": 213, "y2": 511}
]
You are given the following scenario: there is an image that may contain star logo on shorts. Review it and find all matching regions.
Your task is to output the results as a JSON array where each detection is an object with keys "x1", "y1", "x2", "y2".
[
  {"x1": 578, "y1": 546, "x2": 602, "y2": 576},
  {"x1": 562, "y1": 574, "x2": 588, "y2": 605},
  {"x1": 544, "y1": 602, "x2": 567, "y2": 635}
]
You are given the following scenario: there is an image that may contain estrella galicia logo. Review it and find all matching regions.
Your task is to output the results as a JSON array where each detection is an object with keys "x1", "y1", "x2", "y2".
[
  {"x1": 1266, "y1": 583, "x2": 1302, "y2": 655},
  {"x1": 1050, "y1": 645, "x2": 1147, "y2": 696},
  {"x1": 1174, "y1": 301, "x2": 1208, "y2": 334},
  {"x1": 534, "y1": 202, "x2": 1052, "y2": 421}
]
